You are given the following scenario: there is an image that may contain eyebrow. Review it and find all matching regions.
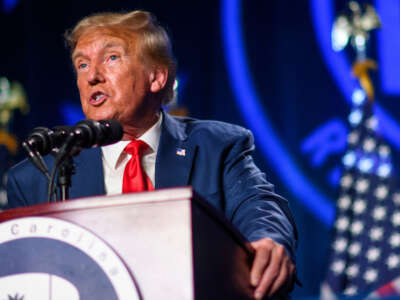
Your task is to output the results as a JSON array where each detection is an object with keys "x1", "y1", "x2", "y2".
[
  {"x1": 103, "y1": 41, "x2": 127, "y2": 52},
  {"x1": 72, "y1": 41, "x2": 128, "y2": 62}
]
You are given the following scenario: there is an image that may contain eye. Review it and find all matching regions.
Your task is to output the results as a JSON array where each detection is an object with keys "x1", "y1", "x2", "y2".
[
  {"x1": 77, "y1": 63, "x2": 88, "y2": 70},
  {"x1": 108, "y1": 55, "x2": 119, "y2": 62}
]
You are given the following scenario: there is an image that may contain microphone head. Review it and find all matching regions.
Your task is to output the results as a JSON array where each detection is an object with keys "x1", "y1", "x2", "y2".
[
  {"x1": 98, "y1": 119, "x2": 123, "y2": 145},
  {"x1": 72, "y1": 120, "x2": 98, "y2": 148},
  {"x1": 72, "y1": 119, "x2": 123, "y2": 148},
  {"x1": 52, "y1": 125, "x2": 73, "y2": 147},
  {"x1": 53, "y1": 125, "x2": 72, "y2": 135},
  {"x1": 26, "y1": 126, "x2": 75, "y2": 155},
  {"x1": 25, "y1": 127, "x2": 54, "y2": 155}
]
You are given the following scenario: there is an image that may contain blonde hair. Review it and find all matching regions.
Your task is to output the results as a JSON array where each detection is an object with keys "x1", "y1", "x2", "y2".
[{"x1": 65, "y1": 10, "x2": 176, "y2": 104}]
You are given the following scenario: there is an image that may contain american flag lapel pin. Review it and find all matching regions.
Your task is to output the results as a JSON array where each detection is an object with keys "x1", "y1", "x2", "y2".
[{"x1": 176, "y1": 148, "x2": 186, "y2": 156}]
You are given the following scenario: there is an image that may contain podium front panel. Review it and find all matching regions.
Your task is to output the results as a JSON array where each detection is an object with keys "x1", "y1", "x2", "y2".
[{"x1": 0, "y1": 187, "x2": 253, "y2": 299}]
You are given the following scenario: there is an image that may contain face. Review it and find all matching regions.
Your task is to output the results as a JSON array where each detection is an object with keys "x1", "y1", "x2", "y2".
[{"x1": 73, "y1": 27, "x2": 162, "y2": 138}]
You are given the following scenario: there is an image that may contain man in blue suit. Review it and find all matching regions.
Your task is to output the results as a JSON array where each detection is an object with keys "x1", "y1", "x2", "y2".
[{"x1": 7, "y1": 10, "x2": 297, "y2": 299}]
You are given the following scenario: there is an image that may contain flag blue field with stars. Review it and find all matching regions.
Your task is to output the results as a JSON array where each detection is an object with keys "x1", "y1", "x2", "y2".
[{"x1": 321, "y1": 89, "x2": 400, "y2": 298}]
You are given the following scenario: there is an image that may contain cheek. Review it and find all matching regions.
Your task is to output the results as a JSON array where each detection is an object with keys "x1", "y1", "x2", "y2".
[
  {"x1": 80, "y1": 101, "x2": 89, "y2": 115},
  {"x1": 114, "y1": 79, "x2": 136, "y2": 100},
  {"x1": 77, "y1": 79, "x2": 86, "y2": 96}
]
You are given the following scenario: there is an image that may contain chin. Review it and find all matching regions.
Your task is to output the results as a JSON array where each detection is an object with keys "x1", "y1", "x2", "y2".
[{"x1": 85, "y1": 111, "x2": 115, "y2": 121}]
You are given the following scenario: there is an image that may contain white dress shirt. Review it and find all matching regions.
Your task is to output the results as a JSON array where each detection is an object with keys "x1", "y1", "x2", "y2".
[{"x1": 101, "y1": 114, "x2": 162, "y2": 195}]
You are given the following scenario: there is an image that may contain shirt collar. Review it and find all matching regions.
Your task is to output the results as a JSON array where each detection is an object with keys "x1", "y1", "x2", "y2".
[
  {"x1": 138, "y1": 112, "x2": 162, "y2": 154},
  {"x1": 101, "y1": 113, "x2": 163, "y2": 169}
]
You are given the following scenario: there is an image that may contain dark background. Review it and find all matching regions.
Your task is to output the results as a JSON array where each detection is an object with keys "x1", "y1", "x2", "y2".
[{"x1": 1, "y1": 0, "x2": 397, "y2": 298}]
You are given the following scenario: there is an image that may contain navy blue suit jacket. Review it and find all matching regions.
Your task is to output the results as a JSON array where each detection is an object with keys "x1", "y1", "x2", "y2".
[{"x1": 6, "y1": 112, "x2": 297, "y2": 261}]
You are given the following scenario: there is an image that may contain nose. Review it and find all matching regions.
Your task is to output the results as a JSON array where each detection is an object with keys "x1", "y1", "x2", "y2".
[{"x1": 87, "y1": 64, "x2": 105, "y2": 85}]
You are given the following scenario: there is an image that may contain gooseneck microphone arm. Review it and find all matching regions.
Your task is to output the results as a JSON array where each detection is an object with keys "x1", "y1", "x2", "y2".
[
  {"x1": 22, "y1": 126, "x2": 73, "y2": 201},
  {"x1": 21, "y1": 140, "x2": 50, "y2": 179},
  {"x1": 22, "y1": 126, "x2": 74, "y2": 178},
  {"x1": 48, "y1": 130, "x2": 79, "y2": 203}
]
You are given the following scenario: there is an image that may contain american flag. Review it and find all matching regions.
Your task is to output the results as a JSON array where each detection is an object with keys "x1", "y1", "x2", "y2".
[
  {"x1": 176, "y1": 148, "x2": 186, "y2": 156},
  {"x1": 321, "y1": 89, "x2": 400, "y2": 299}
]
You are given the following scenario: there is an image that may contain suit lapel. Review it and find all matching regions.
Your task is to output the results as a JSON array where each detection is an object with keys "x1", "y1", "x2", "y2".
[
  {"x1": 70, "y1": 147, "x2": 106, "y2": 198},
  {"x1": 155, "y1": 112, "x2": 196, "y2": 189}
]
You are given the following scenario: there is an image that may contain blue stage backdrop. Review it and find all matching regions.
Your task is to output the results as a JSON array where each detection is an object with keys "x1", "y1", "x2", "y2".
[{"x1": 1, "y1": 0, "x2": 399, "y2": 298}]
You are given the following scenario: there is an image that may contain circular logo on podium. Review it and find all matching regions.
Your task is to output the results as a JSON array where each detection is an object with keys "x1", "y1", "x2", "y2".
[{"x1": 0, "y1": 217, "x2": 141, "y2": 300}]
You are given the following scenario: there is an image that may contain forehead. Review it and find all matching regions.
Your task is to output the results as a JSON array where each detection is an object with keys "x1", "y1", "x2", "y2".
[{"x1": 73, "y1": 27, "x2": 137, "y2": 58}]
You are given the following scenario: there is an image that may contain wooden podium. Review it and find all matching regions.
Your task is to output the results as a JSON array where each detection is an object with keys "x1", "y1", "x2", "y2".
[{"x1": 0, "y1": 187, "x2": 254, "y2": 299}]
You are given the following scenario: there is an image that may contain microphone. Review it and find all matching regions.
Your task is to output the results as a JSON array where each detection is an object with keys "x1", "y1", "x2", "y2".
[
  {"x1": 55, "y1": 119, "x2": 123, "y2": 163},
  {"x1": 23, "y1": 120, "x2": 123, "y2": 176},
  {"x1": 24, "y1": 120, "x2": 122, "y2": 156},
  {"x1": 67, "y1": 119, "x2": 123, "y2": 148}
]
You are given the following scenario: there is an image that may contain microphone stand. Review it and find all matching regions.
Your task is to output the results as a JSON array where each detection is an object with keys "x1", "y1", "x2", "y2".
[{"x1": 56, "y1": 154, "x2": 75, "y2": 201}]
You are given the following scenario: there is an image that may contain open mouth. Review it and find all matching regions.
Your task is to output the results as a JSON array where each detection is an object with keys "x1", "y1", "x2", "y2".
[{"x1": 90, "y1": 91, "x2": 108, "y2": 105}]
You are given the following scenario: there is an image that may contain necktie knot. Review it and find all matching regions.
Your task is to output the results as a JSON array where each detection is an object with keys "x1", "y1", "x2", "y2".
[{"x1": 124, "y1": 140, "x2": 149, "y2": 156}]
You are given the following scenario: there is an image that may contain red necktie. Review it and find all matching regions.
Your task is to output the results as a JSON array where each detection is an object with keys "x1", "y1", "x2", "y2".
[{"x1": 122, "y1": 140, "x2": 154, "y2": 193}]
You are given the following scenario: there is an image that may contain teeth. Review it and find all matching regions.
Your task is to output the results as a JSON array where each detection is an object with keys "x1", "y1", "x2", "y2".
[{"x1": 95, "y1": 94, "x2": 103, "y2": 101}]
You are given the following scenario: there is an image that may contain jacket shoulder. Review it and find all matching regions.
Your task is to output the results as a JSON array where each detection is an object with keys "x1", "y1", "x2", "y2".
[
  {"x1": 173, "y1": 116, "x2": 252, "y2": 143},
  {"x1": 9, "y1": 155, "x2": 53, "y2": 179}
]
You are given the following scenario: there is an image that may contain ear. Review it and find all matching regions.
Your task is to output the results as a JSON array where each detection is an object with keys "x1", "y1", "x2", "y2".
[{"x1": 149, "y1": 68, "x2": 168, "y2": 93}]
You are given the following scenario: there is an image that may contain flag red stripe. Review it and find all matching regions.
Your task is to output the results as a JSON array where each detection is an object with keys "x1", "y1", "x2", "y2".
[{"x1": 377, "y1": 283, "x2": 397, "y2": 297}]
